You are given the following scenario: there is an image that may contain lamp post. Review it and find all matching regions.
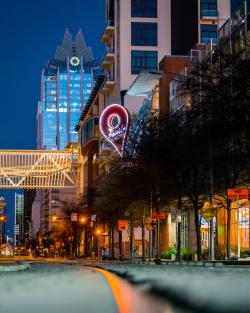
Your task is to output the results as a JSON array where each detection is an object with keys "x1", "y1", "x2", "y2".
[
  {"x1": 78, "y1": 216, "x2": 86, "y2": 257},
  {"x1": 96, "y1": 229, "x2": 101, "y2": 258},
  {"x1": 0, "y1": 215, "x2": 6, "y2": 256}
]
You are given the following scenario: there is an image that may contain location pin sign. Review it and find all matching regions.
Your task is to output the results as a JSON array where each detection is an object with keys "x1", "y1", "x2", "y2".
[{"x1": 100, "y1": 104, "x2": 130, "y2": 157}]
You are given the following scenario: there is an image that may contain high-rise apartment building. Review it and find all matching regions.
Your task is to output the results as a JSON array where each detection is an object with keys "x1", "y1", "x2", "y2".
[
  {"x1": 100, "y1": 0, "x2": 241, "y2": 115},
  {"x1": 101, "y1": 0, "x2": 171, "y2": 114},
  {"x1": 37, "y1": 29, "x2": 99, "y2": 150}
]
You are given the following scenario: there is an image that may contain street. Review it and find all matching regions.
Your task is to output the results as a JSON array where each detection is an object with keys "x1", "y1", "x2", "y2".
[
  {"x1": 0, "y1": 2, "x2": 250, "y2": 313},
  {"x1": 0, "y1": 262, "x2": 173, "y2": 313}
]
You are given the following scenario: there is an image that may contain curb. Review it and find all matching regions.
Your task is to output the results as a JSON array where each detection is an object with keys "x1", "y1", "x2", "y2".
[{"x1": 0, "y1": 262, "x2": 31, "y2": 272}]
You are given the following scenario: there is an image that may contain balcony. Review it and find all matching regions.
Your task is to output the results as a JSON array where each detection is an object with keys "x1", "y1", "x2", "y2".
[
  {"x1": 101, "y1": 47, "x2": 115, "y2": 68},
  {"x1": 201, "y1": 10, "x2": 218, "y2": 19},
  {"x1": 101, "y1": 20, "x2": 115, "y2": 43},
  {"x1": 101, "y1": 75, "x2": 116, "y2": 94}
]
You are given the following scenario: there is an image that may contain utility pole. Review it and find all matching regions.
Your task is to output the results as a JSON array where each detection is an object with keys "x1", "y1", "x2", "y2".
[
  {"x1": 70, "y1": 221, "x2": 73, "y2": 259},
  {"x1": 156, "y1": 190, "x2": 161, "y2": 259},
  {"x1": 237, "y1": 199, "x2": 240, "y2": 259},
  {"x1": 149, "y1": 192, "x2": 153, "y2": 261},
  {"x1": 142, "y1": 215, "x2": 145, "y2": 262}
]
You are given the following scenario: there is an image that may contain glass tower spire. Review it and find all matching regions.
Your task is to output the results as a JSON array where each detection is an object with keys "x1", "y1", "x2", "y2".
[{"x1": 37, "y1": 29, "x2": 99, "y2": 150}]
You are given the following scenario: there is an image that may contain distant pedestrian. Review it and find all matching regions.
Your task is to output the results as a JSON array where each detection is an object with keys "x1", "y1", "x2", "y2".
[
  {"x1": 102, "y1": 248, "x2": 109, "y2": 260},
  {"x1": 35, "y1": 248, "x2": 40, "y2": 259}
]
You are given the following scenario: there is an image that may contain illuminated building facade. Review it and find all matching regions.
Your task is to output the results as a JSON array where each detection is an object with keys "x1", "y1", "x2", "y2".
[
  {"x1": 14, "y1": 193, "x2": 24, "y2": 246},
  {"x1": 0, "y1": 197, "x2": 6, "y2": 246},
  {"x1": 35, "y1": 29, "x2": 100, "y2": 236},
  {"x1": 37, "y1": 29, "x2": 99, "y2": 150}
]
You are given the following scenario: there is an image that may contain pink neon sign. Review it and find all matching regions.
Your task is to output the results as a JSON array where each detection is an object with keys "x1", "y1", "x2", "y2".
[{"x1": 99, "y1": 104, "x2": 130, "y2": 157}]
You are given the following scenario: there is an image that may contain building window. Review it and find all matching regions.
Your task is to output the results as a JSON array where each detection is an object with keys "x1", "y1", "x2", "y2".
[
  {"x1": 131, "y1": 0, "x2": 157, "y2": 18},
  {"x1": 131, "y1": 50, "x2": 158, "y2": 74},
  {"x1": 200, "y1": 0, "x2": 217, "y2": 17},
  {"x1": 131, "y1": 22, "x2": 157, "y2": 46},
  {"x1": 201, "y1": 24, "x2": 217, "y2": 44}
]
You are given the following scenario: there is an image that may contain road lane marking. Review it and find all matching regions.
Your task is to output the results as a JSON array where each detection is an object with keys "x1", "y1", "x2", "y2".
[{"x1": 84, "y1": 266, "x2": 173, "y2": 313}]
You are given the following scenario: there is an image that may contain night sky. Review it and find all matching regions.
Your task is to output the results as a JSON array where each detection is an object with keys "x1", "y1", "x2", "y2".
[{"x1": 0, "y1": 0, "x2": 105, "y2": 238}]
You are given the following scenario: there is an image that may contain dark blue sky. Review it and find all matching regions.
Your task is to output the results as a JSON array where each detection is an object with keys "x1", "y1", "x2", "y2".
[{"x1": 0, "y1": 0, "x2": 105, "y2": 238}]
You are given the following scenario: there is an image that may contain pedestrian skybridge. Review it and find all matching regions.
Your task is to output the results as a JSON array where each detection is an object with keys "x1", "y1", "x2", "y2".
[{"x1": 0, "y1": 149, "x2": 78, "y2": 189}]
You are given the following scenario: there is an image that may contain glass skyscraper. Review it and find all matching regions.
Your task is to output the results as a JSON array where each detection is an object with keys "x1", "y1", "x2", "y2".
[{"x1": 37, "y1": 29, "x2": 99, "y2": 150}]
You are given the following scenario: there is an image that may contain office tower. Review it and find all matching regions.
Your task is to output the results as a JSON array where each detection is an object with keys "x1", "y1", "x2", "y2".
[
  {"x1": 14, "y1": 193, "x2": 24, "y2": 246},
  {"x1": 0, "y1": 197, "x2": 6, "y2": 246},
  {"x1": 36, "y1": 29, "x2": 99, "y2": 236},
  {"x1": 23, "y1": 190, "x2": 36, "y2": 245},
  {"x1": 37, "y1": 28, "x2": 99, "y2": 150}
]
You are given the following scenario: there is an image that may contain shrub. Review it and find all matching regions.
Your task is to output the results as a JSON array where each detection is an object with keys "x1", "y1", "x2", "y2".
[
  {"x1": 181, "y1": 248, "x2": 193, "y2": 261},
  {"x1": 240, "y1": 248, "x2": 250, "y2": 256},
  {"x1": 202, "y1": 248, "x2": 209, "y2": 260},
  {"x1": 215, "y1": 245, "x2": 227, "y2": 260},
  {"x1": 161, "y1": 247, "x2": 177, "y2": 259}
]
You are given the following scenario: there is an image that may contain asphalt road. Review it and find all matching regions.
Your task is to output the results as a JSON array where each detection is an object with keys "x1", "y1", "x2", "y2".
[
  {"x1": 0, "y1": 262, "x2": 173, "y2": 313},
  {"x1": 0, "y1": 263, "x2": 118, "y2": 313}
]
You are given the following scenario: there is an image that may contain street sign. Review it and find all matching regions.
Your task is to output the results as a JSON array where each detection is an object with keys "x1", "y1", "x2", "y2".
[
  {"x1": 91, "y1": 214, "x2": 97, "y2": 221},
  {"x1": 200, "y1": 201, "x2": 217, "y2": 222},
  {"x1": 158, "y1": 211, "x2": 166, "y2": 220},
  {"x1": 118, "y1": 220, "x2": 128, "y2": 231},
  {"x1": 71, "y1": 212, "x2": 78, "y2": 222},
  {"x1": 145, "y1": 218, "x2": 157, "y2": 230},
  {"x1": 171, "y1": 210, "x2": 181, "y2": 223},
  {"x1": 145, "y1": 218, "x2": 153, "y2": 231},
  {"x1": 151, "y1": 212, "x2": 158, "y2": 219},
  {"x1": 227, "y1": 188, "x2": 249, "y2": 200},
  {"x1": 151, "y1": 211, "x2": 166, "y2": 220}
]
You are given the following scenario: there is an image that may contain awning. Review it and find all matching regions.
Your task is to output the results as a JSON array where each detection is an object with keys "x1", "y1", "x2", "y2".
[{"x1": 126, "y1": 71, "x2": 163, "y2": 97}]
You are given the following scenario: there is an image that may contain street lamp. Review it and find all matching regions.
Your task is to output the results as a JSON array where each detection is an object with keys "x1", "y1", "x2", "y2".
[
  {"x1": 96, "y1": 229, "x2": 101, "y2": 258},
  {"x1": 0, "y1": 215, "x2": 6, "y2": 256},
  {"x1": 80, "y1": 217, "x2": 86, "y2": 224},
  {"x1": 51, "y1": 216, "x2": 57, "y2": 222}
]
